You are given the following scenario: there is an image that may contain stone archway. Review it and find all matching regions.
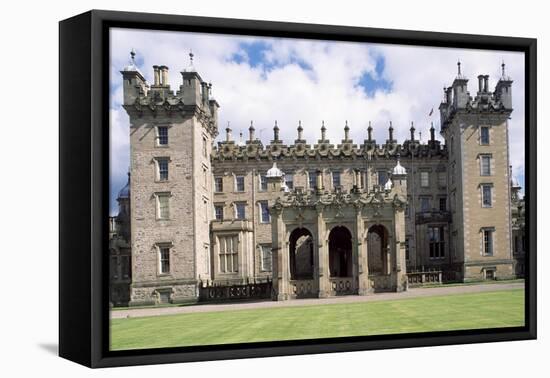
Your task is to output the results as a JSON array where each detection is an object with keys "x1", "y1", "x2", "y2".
[
  {"x1": 289, "y1": 228, "x2": 314, "y2": 280},
  {"x1": 328, "y1": 226, "x2": 353, "y2": 278},
  {"x1": 367, "y1": 224, "x2": 389, "y2": 275}
]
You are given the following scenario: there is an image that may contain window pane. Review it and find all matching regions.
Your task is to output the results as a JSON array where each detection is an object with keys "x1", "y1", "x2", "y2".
[
  {"x1": 236, "y1": 176, "x2": 245, "y2": 191},
  {"x1": 421, "y1": 172, "x2": 429, "y2": 187},
  {"x1": 158, "y1": 127, "x2": 168, "y2": 145},
  {"x1": 421, "y1": 198, "x2": 430, "y2": 212},
  {"x1": 236, "y1": 204, "x2": 245, "y2": 220},
  {"x1": 260, "y1": 175, "x2": 267, "y2": 191},
  {"x1": 482, "y1": 185, "x2": 492, "y2": 207},
  {"x1": 260, "y1": 201, "x2": 270, "y2": 223},
  {"x1": 332, "y1": 171, "x2": 341, "y2": 188},
  {"x1": 309, "y1": 171, "x2": 317, "y2": 189},
  {"x1": 378, "y1": 171, "x2": 387, "y2": 186},
  {"x1": 439, "y1": 197, "x2": 447, "y2": 211},
  {"x1": 158, "y1": 159, "x2": 168, "y2": 180},
  {"x1": 481, "y1": 127, "x2": 490, "y2": 144},
  {"x1": 285, "y1": 173, "x2": 294, "y2": 189},
  {"x1": 262, "y1": 246, "x2": 272, "y2": 271},
  {"x1": 160, "y1": 247, "x2": 170, "y2": 273},
  {"x1": 215, "y1": 206, "x2": 223, "y2": 221},
  {"x1": 481, "y1": 156, "x2": 491, "y2": 175},
  {"x1": 158, "y1": 195, "x2": 169, "y2": 219},
  {"x1": 215, "y1": 177, "x2": 223, "y2": 192},
  {"x1": 438, "y1": 172, "x2": 446, "y2": 187}
]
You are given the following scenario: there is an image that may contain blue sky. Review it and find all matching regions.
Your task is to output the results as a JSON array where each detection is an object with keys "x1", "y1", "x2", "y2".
[{"x1": 109, "y1": 28, "x2": 525, "y2": 215}]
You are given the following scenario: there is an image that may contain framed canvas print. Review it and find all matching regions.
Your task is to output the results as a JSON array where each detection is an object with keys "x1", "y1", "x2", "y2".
[{"x1": 59, "y1": 10, "x2": 537, "y2": 368}]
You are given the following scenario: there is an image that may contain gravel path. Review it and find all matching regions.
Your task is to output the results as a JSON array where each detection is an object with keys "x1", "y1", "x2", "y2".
[{"x1": 111, "y1": 282, "x2": 524, "y2": 319}]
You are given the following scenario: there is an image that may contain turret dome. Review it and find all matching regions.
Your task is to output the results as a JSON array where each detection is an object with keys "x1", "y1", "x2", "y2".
[
  {"x1": 266, "y1": 162, "x2": 284, "y2": 178},
  {"x1": 117, "y1": 173, "x2": 130, "y2": 199},
  {"x1": 392, "y1": 160, "x2": 407, "y2": 175}
]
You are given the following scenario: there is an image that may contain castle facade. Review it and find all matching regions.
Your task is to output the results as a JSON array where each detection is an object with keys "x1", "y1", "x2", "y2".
[{"x1": 109, "y1": 52, "x2": 526, "y2": 306}]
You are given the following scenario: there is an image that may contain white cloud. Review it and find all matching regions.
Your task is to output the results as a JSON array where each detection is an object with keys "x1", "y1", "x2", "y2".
[{"x1": 109, "y1": 28, "x2": 526, "y2": 214}]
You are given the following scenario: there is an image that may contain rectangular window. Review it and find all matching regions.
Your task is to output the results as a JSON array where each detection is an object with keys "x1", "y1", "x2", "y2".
[
  {"x1": 157, "y1": 126, "x2": 168, "y2": 146},
  {"x1": 259, "y1": 201, "x2": 270, "y2": 223},
  {"x1": 235, "y1": 203, "x2": 246, "y2": 220},
  {"x1": 156, "y1": 193, "x2": 170, "y2": 219},
  {"x1": 235, "y1": 175, "x2": 245, "y2": 192},
  {"x1": 420, "y1": 171, "x2": 429, "y2": 187},
  {"x1": 214, "y1": 177, "x2": 223, "y2": 193},
  {"x1": 157, "y1": 158, "x2": 169, "y2": 181},
  {"x1": 420, "y1": 197, "x2": 430, "y2": 212},
  {"x1": 202, "y1": 136, "x2": 208, "y2": 157},
  {"x1": 260, "y1": 245, "x2": 272, "y2": 271},
  {"x1": 159, "y1": 246, "x2": 170, "y2": 274},
  {"x1": 285, "y1": 173, "x2": 294, "y2": 190},
  {"x1": 332, "y1": 171, "x2": 341, "y2": 188},
  {"x1": 428, "y1": 226, "x2": 445, "y2": 259},
  {"x1": 482, "y1": 185, "x2": 493, "y2": 207},
  {"x1": 439, "y1": 197, "x2": 447, "y2": 211},
  {"x1": 405, "y1": 238, "x2": 410, "y2": 261},
  {"x1": 378, "y1": 170, "x2": 388, "y2": 186},
  {"x1": 483, "y1": 229, "x2": 494, "y2": 256},
  {"x1": 259, "y1": 175, "x2": 267, "y2": 191},
  {"x1": 309, "y1": 171, "x2": 318, "y2": 190},
  {"x1": 480, "y1": 126, "x2": 490, "y2": 145},
  {"x1": 219, "y1": 235, "x2": 239, "y2": 273},
  {"x1": 481, "y1": 155, "x2": 491, "y2": 176},
  {"x1": 438, "y1": 172, "x2": 447, "y2": 187},
  {"x1": 214, "y1": 205, "x2": 223, "y2": 221}
]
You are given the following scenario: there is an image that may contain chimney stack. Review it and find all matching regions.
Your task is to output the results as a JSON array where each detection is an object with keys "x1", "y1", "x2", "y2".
[
  {"x1": 153, "y1": 65, "x2": 160, "y2": 86},
  {"x1": 161, "y1": 66, "x2": 169, "y2": 85}
]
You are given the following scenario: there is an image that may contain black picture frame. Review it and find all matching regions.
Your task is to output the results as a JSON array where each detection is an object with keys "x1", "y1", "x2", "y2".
[{"x1": 59, "y1": 9, "x2": 537, "y2": 368}]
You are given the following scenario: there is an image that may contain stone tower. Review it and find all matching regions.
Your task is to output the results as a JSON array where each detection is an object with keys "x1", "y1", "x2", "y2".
[
  {"x1": 121, "y1": 51, "x2": 219, "y2": 305},
  {"x1": 439, "y1": 62, "x2": 514, "y2": 281}
]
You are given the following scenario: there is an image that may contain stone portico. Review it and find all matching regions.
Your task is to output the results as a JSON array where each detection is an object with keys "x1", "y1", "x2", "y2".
[{"x1": 268, "y1": 162, "x2": 408, "y2": 300}]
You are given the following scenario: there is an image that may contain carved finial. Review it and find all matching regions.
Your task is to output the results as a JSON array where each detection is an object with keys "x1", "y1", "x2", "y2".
[
  {"x1": 410, "y1": 122, "x2": 415, "y2": 140},
  {"x1": 321, "y1": 120, "x2": 327, "y2": 140},
  {"x1": 367, "y1": 121, "x2": 373, "y2": 141},
  {"x1": 344, "y1": 120, "x2": 350, "y2": 140},
  {"x1": 430, "y1": 122, "x2": 435, "y2": 141},
  {"x1": 273, "y1": 120, "x2": 280, "y2": 141},
  {"x1": 189, "y1": 49, "x2": 194, "y2": 63},
  {"x1": 225, "y1": 121, "x2": 232, "y2": 142},
  {"x1": 297, "y1": 120, "x2": 303, "y2": 140},
  {"x1": 130, "y1": 48, "x2": 136, "y2": 62},
  {"x1": 249, "y1": 121, "x2": 255, "y2": 141},
  {"x1": 388, "y1": 121, "x2": 394, "y2": 140},
  {"x1": 457, "y1": 60, "x2": 461, "y2": 75}
]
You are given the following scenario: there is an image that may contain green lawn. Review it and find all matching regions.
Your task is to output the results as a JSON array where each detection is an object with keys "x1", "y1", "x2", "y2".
[{"x1": 110, "y1": 289, "x2": 524, "y2": 351}]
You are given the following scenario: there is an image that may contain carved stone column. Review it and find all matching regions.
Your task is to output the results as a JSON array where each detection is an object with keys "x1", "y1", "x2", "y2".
[
  {"x1": 271, "y1": 205, "x2": 290, "y2": 300},
  {"x1": 316, "y1": 204, "x2": 330, "y2": 297},
  {"x1": 393, "y1": 205, "x2": 407, "y2": 292},
  {"x1": 355, "y1": 205, "x2": 369, "y2": 295}
]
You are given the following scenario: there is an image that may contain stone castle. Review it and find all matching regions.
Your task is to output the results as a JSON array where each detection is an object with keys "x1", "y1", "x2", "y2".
[{"x1": 108, "y1": 51, "x2": 526, "y2": 306}]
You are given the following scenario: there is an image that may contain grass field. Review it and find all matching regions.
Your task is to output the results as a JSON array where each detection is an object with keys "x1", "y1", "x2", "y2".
[{"x1": 110, "y1": 289, "x2": 524, "y2": 351}]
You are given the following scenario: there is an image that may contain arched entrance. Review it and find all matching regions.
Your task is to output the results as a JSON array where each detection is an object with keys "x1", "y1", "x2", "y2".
[
  {"x1": 328, "y1": 226, "x2": 353, "y2": 277},
  {"x1": 289, "y1": 228, "x2": 314, "y2": 279},
  {"x1": 367, "y1": 224, "x2": 389, "y2": 275}
]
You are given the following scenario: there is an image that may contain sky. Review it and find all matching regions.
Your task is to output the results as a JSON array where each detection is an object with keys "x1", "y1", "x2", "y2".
[{"x1": 109, "y1": 28, "x2": 525, "y2": 216}]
